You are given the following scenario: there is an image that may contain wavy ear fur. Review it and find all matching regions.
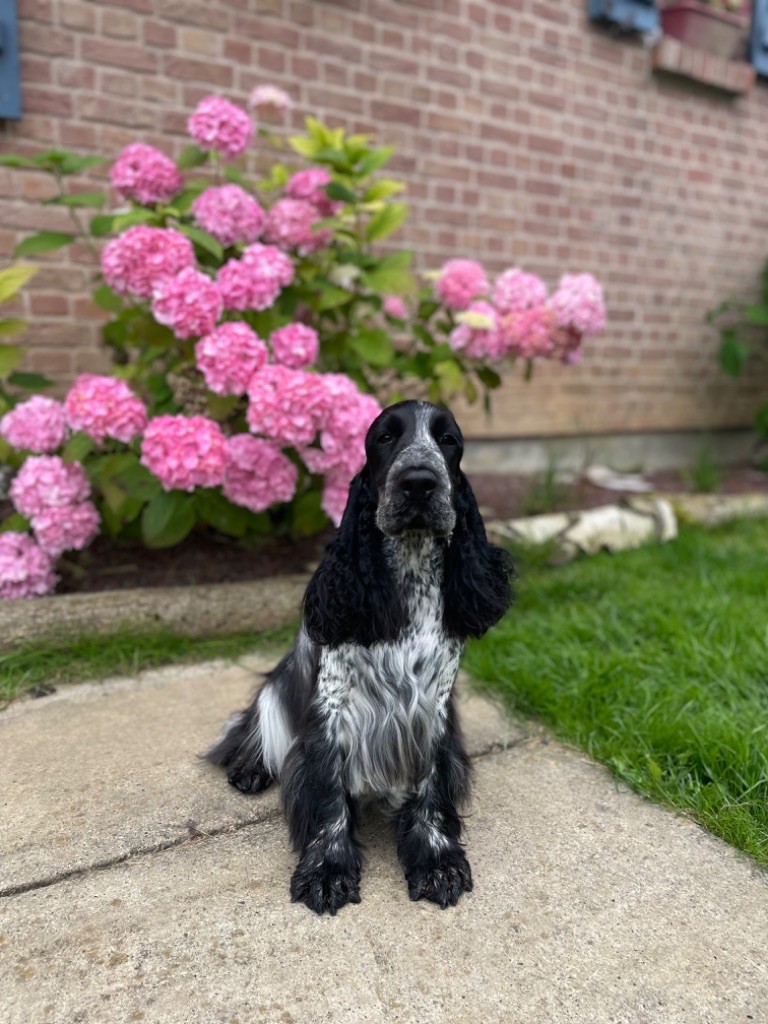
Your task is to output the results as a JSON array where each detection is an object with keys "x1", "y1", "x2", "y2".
[
  {"x1": 303, "y1": 467, "x2": 403, "y2": 647},
  {"x1": 442, "y1": 470, "x2": 514, "y2": 640}
]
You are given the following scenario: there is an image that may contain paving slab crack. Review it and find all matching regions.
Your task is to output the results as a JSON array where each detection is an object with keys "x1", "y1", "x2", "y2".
[{"x1": 0, "y1": 731, "x2": 529, "y2": 901}]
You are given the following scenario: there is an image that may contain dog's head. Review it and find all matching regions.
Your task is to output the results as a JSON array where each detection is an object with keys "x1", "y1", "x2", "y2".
[
  {"x1": 303, "y1": 400, "x2": 514, "y2": 647},
  {"x1": 366, "y1": 400, "x2": 463, "y2": 537}
]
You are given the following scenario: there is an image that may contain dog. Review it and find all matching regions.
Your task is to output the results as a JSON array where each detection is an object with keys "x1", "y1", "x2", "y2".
[{"x1": 206, "y1": 399, "x2": 514, "y2": 914}]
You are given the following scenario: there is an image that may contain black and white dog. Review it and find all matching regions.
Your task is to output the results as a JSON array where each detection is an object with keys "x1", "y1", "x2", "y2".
[{"x1": 206, "y1": 400, "x2": 513, "y2": 914}]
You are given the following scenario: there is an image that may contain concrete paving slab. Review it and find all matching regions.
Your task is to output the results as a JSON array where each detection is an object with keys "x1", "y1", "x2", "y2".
[
  {"x1": 0, "y1": 657, "x2": 518, "y2": 894},
  {"x1": 2, "y1": 740, "x2": 766, "y2": 1024}
]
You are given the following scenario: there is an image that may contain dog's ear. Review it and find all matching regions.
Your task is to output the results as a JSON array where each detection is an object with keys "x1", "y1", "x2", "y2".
[
  {"x1": 443, "y1": 470, "x2": 514, "y2": 640},
  {"x1": 303, "y1": 467, "x2": 402, "y2": 647}
]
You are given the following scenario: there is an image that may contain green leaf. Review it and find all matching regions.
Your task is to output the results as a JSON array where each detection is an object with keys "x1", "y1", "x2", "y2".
[
  {"x1": 363, "y1": 178, "x2": 404, "y2": 202},
  {"x1": 224, "y1": 166, "x2": 247, "y2": 186},
  {"x1": 0, "y1": 154, "x2": 38, "y2": 168},
  {"x1": 316, "y1": 285, "x2": 353, "y2": 311},
  {"x1": 476, "y1": 366, "x2": 502, "y2": 389},
  {"x1": 177, "y1": 223, "x2": 223, "y2": 261},
  {"x1": 0, "y1": 262, "x2": 38, "y2": 303},
  {"x1": 141, "y1": 491, "x2": 197, "y2": 548},
  {"x1": 206, "y1": 393, "x2": 239, "y2": 421},
  {"x1": 112, "y1": 208, "x2": 157, "y2": 232},
  {"x1": 376, "y1": 251, "x2": 412, "y2": 271},
  {"x1": 62, "y1": 432, "x2": 95, "y2": 463},
  {"x1": 44, "y1": 192, "x2": 106, "y2": 209},
  {"x1": 92, "y1": 284, "x2": 124, "y2": 312},
  {"x1": 177, "y1": 144, "x2": 208, "y2": 170},
  {"x1": 291, "y1": 488, "x2": 329, "y2": 536},
  {"x1": 743, "y1": 304, "x2": 768, "y2": 327},
  {"x1": 90, "y1": 214, "x2": 116, "y2": 237},
  {"x1": 194, "y1": 489, "x2": 250, "y2": 538},
  {"x1": 0, "y1": 318, "x2": 28, "y2": 337},
  {"x1": 288, "y1": 135, "x2": 319, "y2": 159},
  {"x1": 325, "y1": 181, "x2": 357, "y2": 204},
  {"x1": 366, "y1": 202, "x2": 407, "y2": 242},
  {"x1": 357, "y1": 146, "x2": 393, "y2": 177},
  {"x1": 718, "y1": 330, "x2": 750, "y2": 377},
  {"x1": 362, "y1": 266, "x2": 415, "y2": 296},
  {"x1": 0, "y1": 345, "x2": 23, "y2": 379},
  {"x1": 350, "y1": 328, "x2": 394, "y2": 367},
  {"x1": 755, "y1": 400, "x2": 768, "y2": 437},
  {"x1": 14, "y1": 232, "x2": 76, "y2": 257},
  {"x1": 59, "y1": 154, "x2": 104, "y2": 175},
  {"x1": 434, "y1": 358, "x2": 465, "y2": 396},
  {"x1": 7, "y1": 371, "x2": 53, "y2": 390},
  {"x1": 0, "y1": 513, "x2": 30, "y2": 534}
]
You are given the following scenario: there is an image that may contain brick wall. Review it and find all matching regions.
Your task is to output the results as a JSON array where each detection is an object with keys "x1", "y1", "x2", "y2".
[{"x1": 2, "y1": 0, "x2": 767, "y2": 440}]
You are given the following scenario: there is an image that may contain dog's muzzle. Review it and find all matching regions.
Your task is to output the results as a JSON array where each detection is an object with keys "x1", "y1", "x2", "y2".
[{"x1": 376, "y1": 463, "x2": 456, "y2": 536}]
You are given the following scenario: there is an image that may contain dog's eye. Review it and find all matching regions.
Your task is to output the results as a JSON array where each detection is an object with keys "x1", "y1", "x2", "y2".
[
  {"x1": 377, "y1": 432, "x2": 394, "y2": 445},
  {"x1": 440, "y1": 433, "x2": 458, "y2": 446}
]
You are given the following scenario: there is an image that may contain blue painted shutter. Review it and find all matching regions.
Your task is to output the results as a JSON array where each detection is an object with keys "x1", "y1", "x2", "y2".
[
  {"x1": 751, "y1": 0, "x2": 768, "y2": 76},
  {"x1": 0, "y1": 0, "x2": 20, "y2": 120},
  {"x1": 588, "y1": 0, "x2": 659, "y2": 34}
]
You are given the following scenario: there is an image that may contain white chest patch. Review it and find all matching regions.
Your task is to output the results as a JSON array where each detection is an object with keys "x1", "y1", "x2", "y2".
[{"x1": 316, "y1": 534, "x2": 463, "y2": 797}]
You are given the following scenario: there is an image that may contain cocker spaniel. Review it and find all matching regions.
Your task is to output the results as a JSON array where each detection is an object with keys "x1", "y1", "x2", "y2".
[{"x1": 206, "y1": 399, "x2": 514, "y2": 914}]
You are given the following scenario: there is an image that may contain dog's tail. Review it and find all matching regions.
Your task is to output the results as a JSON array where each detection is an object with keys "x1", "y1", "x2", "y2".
[{"x1": 204, "y1": 708, "x2": 254, "y2": 768}]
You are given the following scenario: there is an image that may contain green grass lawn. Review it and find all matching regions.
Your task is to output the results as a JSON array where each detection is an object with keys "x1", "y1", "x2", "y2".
[
  {"x1": 0, "y1": 622, "x2": 297, "y2": 709},
  {"x1": 465, "y1": 519, "x2": 768, "y2": 866}
]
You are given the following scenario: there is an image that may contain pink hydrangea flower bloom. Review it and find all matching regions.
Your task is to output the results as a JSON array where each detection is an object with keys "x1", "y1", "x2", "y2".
[
  {"x1": 110, "y1": 142, "x2": 183, "y2": 206},
  {"x1": 222, "y1": 434, "x2": 298, "y2": 513},
  {"x1": 435, "y1": 259, "x2": 489, "y2": 311},
  {"x1": 285, "y1": 168, "x2": 339, "y2": 218},
  {"x1": 383, "y1": 294, "x2": 408, "y2": 320},
  {"x1": 270, "y1": 323, "x2": 319, "y2": 370},
  {"x1": 32, "y1": 501, "x2": 101, "y2": 559},
  {"x1": 0, "y1": 396, "x2": 67, "y2": 454},
  {"x1": 191, "y1": 185, "x2": 265, "y2": 248},
  {"x1": 65, "y1": 374, "x2": 147, "y2": 444},
  {"x1": 0, "y1": 532, "x2": 57, "y2": 599},
  {"x1": 263, "y1": 198, "x2": 331, "y2": 255},
  {"x1": 10, "y1": 456, "x2": 90, "y2": 519},
  {"x1": 449, "y1": 301, "x2": 507, "y2": 360},
  {"x1": 300, "y1": 375, "x2": 380, "y2": 478},
  {"x1": 248, "y1": 85, "x2": 294, "y2": 111},
  {"x1": 187, "y1": 95, "x2": 254, "y2": 160},
  {"x1": 498, "y1": 305, "x2": 558, "y2": 360},
  {"x1": 195, "y1": 322, "x2": 268, "y2": 396},
  {"x1": 549, "y1": 273, "x2": 606, "y2": 335},
  {"x1": 101, "y1": 226, "x2": 195, "y2": 299},
  {"x1": 218, "y1": 244, "x2": 295, "y2": 312},
  {"x1": 141, "y1": 415, "x2": 226, "y2": 492},
  {"x1": 246, "y1": 365, "x2": 329, "y2": 447},
  {"x1": 152, "y1": 267, "x2": 223, "y2": 340},
  {"x1": 493, "y1": 268, "x2": 549, "y2": 314}
]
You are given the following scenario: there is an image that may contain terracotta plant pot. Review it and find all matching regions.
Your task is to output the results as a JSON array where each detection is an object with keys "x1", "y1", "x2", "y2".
[{"x1": 661, "y1": 1, "x2": 748, "y2": 58}]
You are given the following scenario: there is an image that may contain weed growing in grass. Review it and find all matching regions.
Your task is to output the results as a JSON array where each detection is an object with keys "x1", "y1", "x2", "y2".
[
  {"x1": 683, "y1": 444, "x2": 722, "y2": 493},
  {"x1": 520, "y1": 456, "x2": 571, "y2": 516},
  {"x1": 465, "y1": 519, "x2": 768, "y2": 865}
]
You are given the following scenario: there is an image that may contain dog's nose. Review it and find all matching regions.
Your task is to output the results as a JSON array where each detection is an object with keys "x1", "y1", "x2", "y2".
[{"x1": 398, "y1": 467, "x2": 438, "y2": 502}]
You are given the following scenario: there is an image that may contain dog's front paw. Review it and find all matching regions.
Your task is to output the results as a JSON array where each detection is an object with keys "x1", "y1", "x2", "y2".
[
  {"x1": 227, "y1": 766, "x2": 273, "y2": 794},
  {"x1": 406, "y1": 851, "x2": 473, "y2": 909},
  {"x1": 290, "y1": 859, "x2": 361, "y2": 916}
]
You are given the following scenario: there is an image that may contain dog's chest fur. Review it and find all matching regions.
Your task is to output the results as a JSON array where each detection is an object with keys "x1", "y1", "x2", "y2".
[{"x1": 316, "y1": 532, "x2": 463, "y2": 798}]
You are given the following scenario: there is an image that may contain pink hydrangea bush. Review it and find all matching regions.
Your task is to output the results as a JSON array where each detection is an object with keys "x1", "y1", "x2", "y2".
[
  {"x1": 152, "y1": 267, "x2": 223, "y2": 339},
  {"x1": 218, "y1": 243, "x2": 295, "y2": 312},
  {"x1": 0, "y1": 533, "x2": 57, "y2": 600},
  {"x1": 493, "y1": 269, "x2": 548, "y2": 314},
  {"x1": 270, "y1": 323, "x2": 319, "y2": 370},
  {"x1": 286, "y1": 168, "x2": 338, "y2": 218},
  {"x1": 101, "y1": 226, "x2": 194, "y2": 299},
  {"x1": 187, "y1": 95, "x2": 254, "y2": 159},
  {"x1": 246, "y1": 365, "x2": 330, "y2": 448},
  {"x1": 549, "y1": 273, "x2": 606, "y2": 335},
  {"x1": 32, "y1": 502, "x2": 101, "y2": 559},
  {"x1": 10, "y1": 456, "x2": 91, "y2": 518},
  {"x1": 141, "y1": 415, "x2": 226, "y2": 492},
  {"x1": 249, "y1": 85, "x2": 293, "y2": 111},
  {"x1": 321, "y1": 470, "x2": 352, "y2": 528},
  {"x1": 0, "y1": 396, "x2": 67, "y2": 453},
  {"x1": 110, "y1": 143, "x2": 183, "y2": 206},
  {"x1": 195, "y1": 322, "x2": 268, "y2": 396},
  {"x1": 449, "y1": 302, "x2": 506, "y2": 361},
  {"x1": 65, "y1": 374, "x2": 147, "y2": 444},
  {"x1": 222, "y1": 435, "x2": 298, "y2": 513},
  {"x1": 383, "y1": 295, "x2": 408, "y2": 320},
  {"x1": 192, "y1": 185, "x2": 265, "y2": 248}
]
